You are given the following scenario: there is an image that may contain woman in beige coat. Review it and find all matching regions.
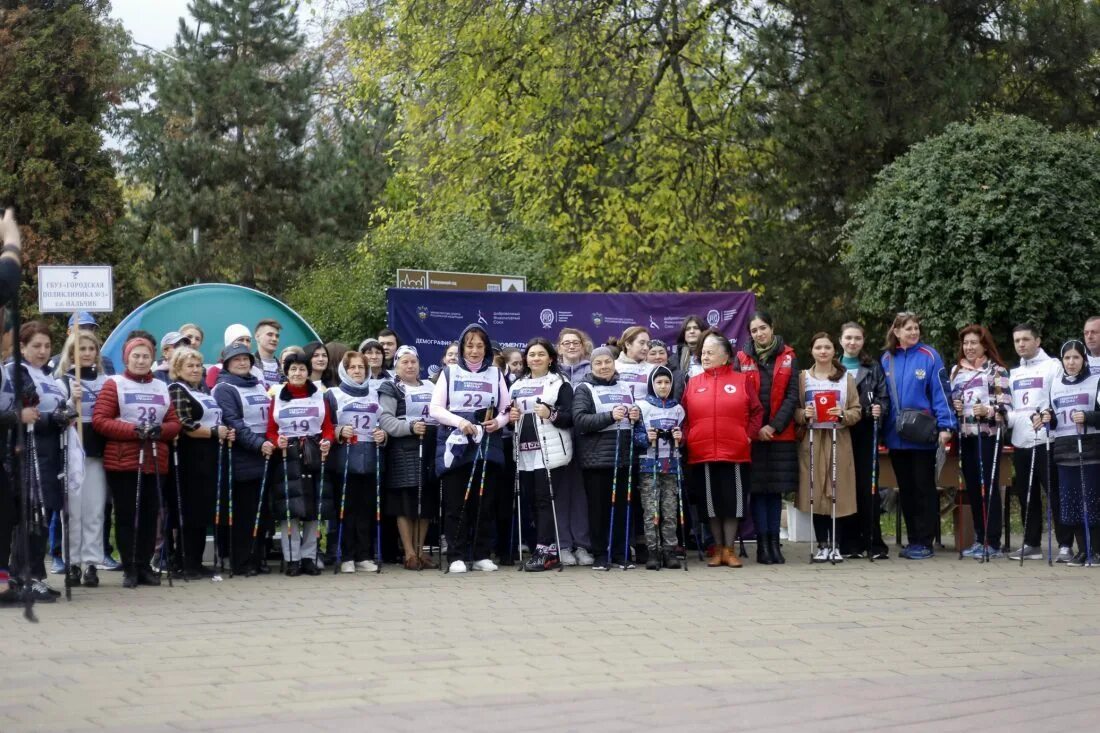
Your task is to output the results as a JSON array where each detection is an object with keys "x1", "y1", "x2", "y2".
[{"x1": 795, "y1": 332, "x2": 861, "y2": 563}]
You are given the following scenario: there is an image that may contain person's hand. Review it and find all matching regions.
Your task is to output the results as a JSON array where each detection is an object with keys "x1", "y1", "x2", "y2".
[
  {"x1": 628, "y1": 406, "x2": 641, "y2": 423},
  {"x1": 1, "y1": 208, "x2": 21, "y2": 248},
  {"x1": 225, "y1": 427, "x2": 236, "y2": 443},
  {"x1": 340, "y1": 425, "x2": 354, "y2": 441},
  {"x1": 611, "y1": 405, "x2": 628, "y2": 422},
  {"x1": 804, "y1": 402, "x2": 814, "y2": 421},
  {"x1": 827, "y1": 406, "x2": 844, "y2": 419},
  {"x1": 534, "y1": 402, "x2": 551, "y2": 420},
  {"x1": 938, "y1": 430, "x2": 953, "y2": 447},
  {"x1": 1040, "y1": 409, "x2": 1052, "y2": 426},
  {"x1": 20, "y1": 406, "x2": 38, "y2": 425},
  {"x1": 373, "y1": 428, "x2": 386, "y2": 444},
  {"x1": 759, "y1": 425, "x2": 776, "y2": 441},
  {"x1": 320, "y1": 439, "x2": 331, "y2": 459},
  {"x1": 482, "y1": 417, "x2": 500, "y2": 434},
  {"x1": 412, "y1": 421, "x2": 427, "y2": 437},
  {"x1": 871, "y1": 404, "x2": 881, "y2": 419},
  {"x1": 672, "y1": 427, "x2": 683, "y2": 443},
  {"x1": 509, "y1": 406, "x2": 521, "y2": 424},
  {"x1": 458, "y1": 419, "x2": 478, "y2": 436},
  {"x1": 953, "y1": 398, "x2": 964, "y2": 415},
  {"x1": 277, "y1": 434, "x2": 288, "y2": 450},
  {"x1": 1031, "y1": 413, "x2": 1043, "y2": 431},
  {"x1": 974, "y1": 403, "x2": 989, "y2": 419},
  {"x1": 261, "y1": 441, "x2": 275, "y2": 458},
  {"x1": 647, "y1": 428, "x2": 658, "y2": 443},
  {"x1": 1072, "y1": 409, "x2": 1086, "y2": 426},
  {"x1": 70, "y1": 382, "x2": 82, "y2": 402}
]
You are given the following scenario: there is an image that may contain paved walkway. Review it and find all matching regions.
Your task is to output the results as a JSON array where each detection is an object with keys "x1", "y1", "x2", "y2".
[{"x1": 3, "y1": 550, "x2": 1099, "y2": 732}]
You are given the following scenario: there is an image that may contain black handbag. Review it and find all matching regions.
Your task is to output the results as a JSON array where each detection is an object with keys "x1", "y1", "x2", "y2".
[
  {"x1": 886, "y1": 355, "x2": 939, "y2": 444},
  {"x1": 297, "y1": 436, "x2": 322, "y2": 473}
]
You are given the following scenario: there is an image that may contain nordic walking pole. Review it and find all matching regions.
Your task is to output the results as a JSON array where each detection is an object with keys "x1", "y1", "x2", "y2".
[
  {"x1": 1020, "y1": 419, "x2": 1039, "y2": 567},
  {"x1": 869, "y1": 392, "x2": 879, "y2": 564},
  {"x1": 1045, "y1": 423, "x2": 1054, "y2": 567},
  {"x1": 60, "y1": 426, "x2": 71, "y2": 600},
  {"x1": 375, "y1": 440, "x2": 383, "y2": 573},
  {"x1": 1076, "y1": 419, "x2": 1093, "y2": 566},
  {"x1": 673, "y1": 439, "x2": 688, "y2": 571},
  {"x1": 534, "y1": 402, "x2": 563, "y2": 572},
  {"x1": 470, "y1": 403, "x2": 494, "y2": 565},
  {"x1": 651, "y1": 430, "x2": 660, "y2": 571},
  {"x1": 955, "y1": 426, "x2": 966, "y2": 560},
  {"x1": 512, "y1": 413, "x2": 523, "y2": 571},
  {"x1": 808, "y1": 405, "x2": 816, "y2": 563},
  {"x1": 281, "y1": 444, "x2": 293, "y2": 570},
  {"x1": 151, "y1": 439, "x2": 172, "y2": 587},
  {"x1": 250, "y1": 456, "x2": 270, "y2": 571},
  {"x1": 172, "y1": 440, "x2": 188, "y2": 581},
  {"x1": 333, "y1": 437, "x2": 353, "y2": 574},
  {"x1": 315, "y1": 451, "x2": 327, "y2": 552},
  {"x1": 416, "y1": 434, "x2": 423, "y2": 571},
  {"x1": 985, "y1": 400, "x2": 1004, "y2": 562},
  {"x1": 227, "y1": 435, "x2": 235, "y2": 577},
  {"x1": 447, "y1": 436, "x2": 483, "y2": 574},
  {"x1": 975, "y1": 422, "x2": 989, "y2": 561},
  {"x1": 830, "y1": 421, "x2": 838, "y2": 565},
  {"x1": 213, "y1": 433, "x2": 224, "y2": 571},
  {"x1": 622, "y1": 422, "x2": 635, "y2": 570},
  {"x1": 606, "y1": 416, "x2": 622, "y2": 571},
  {"x1": 131, "y1": 424, "x2": 148, "y2": 571}
]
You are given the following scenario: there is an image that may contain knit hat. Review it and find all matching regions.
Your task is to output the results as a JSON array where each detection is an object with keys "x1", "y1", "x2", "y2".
[
  {"x1": 394, "y1": 345, "x2": 418, "y2": 362},
  {"x1": 591, "y1": 346, "x2": 614, "y2": 361},
  {"x1": 123, "y1": 337, "x2": 153, "y2": 364},
  {"x1": 358, "y1": 338, "x2": 382, "y2": 353},
  {"x1": 224, "y1": 324, "x2": 251, "y2": 347}
]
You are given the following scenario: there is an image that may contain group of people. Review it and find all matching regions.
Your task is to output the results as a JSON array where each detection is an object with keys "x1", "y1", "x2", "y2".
[{"x1": 4, "y1": 291, "x2": 1100, "y2": 605}]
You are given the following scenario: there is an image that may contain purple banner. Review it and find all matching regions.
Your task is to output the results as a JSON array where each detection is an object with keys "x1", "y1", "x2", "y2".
[{"x1": 386, "y1": 288, "x2": 756, "y2": 375}]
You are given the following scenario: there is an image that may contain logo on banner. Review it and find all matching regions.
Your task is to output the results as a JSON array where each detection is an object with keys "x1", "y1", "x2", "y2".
[
  {"x1": 706, "y1": 310, "x2": 720, "y2": 328},
  {"x1": 417, "y1": 305, "x2": 429, "y2": 321},
  {"x1": 477, "y1": 310, "x2": 488, "y2": 326},
  {"x1": 539, "y1": 309, "x2": 555, "y2": 329},
  {"x1": 648, "y1": 315, "x2": 658, "y2": 330},
  {"x1": 591, "y1": 312, "x2": 603, "y2": 327}
]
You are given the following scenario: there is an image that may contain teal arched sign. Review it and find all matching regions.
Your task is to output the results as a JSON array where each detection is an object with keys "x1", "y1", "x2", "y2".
[{"x1": 104, "y1": 283, "x2": 321, "y2": 368}]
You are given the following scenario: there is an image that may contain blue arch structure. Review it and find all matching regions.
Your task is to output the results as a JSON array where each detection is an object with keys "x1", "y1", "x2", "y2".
[{"x1": 103, "y1": 283, "x2": 321, "y2": 368}]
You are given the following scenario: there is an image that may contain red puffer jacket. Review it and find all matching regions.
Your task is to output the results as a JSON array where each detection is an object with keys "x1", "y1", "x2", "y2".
[
  {"x1": 683, "y1": 364, "x2": 763, "y2": 464},
  {"x1": 92, "y1": 372, "x2": 182, "y2": 474}
]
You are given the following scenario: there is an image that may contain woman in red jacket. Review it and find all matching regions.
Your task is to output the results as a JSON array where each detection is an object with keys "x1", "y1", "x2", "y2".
[
  {"x1": 684, "y1": 330, "x2": 763, "y2": 568},
  {"x1": 92, "y1": 336, "x2": 182, "y2": 588}
]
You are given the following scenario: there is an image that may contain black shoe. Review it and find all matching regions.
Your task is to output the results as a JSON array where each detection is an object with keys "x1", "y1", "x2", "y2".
[
  {"x1": 245, "y1": 564, "x2": 258, "y2": 578},
  {"x1": 770, "y1": 535, "x2": 786, "y2": 565},
  {"x1": 662, "y1": 549, "x2": 681, "y2": 569},
  {"x1": 137, "y1": 567, "x2": 162, "y2": 586},
  {"x1": 645, "y1": 554, "x2": 661, "y2": 570},
  {"x1": 757, "y1": 534, "x2": 774, "y2": 565},
  {"x1": 83, "y1": 565, "x2": 99, "y2": 588},
  {"x1": 66, "y1": 564, "x2": 82, "y2": 587},
  {"x1": 300, "y1": 558, "x2": 321, "y2": 576},
  {"x1": 122, "y1": 572, "x2": 139, "y2": 589},
  {"x1": 286, "y1": 561, "x2": 301, "y2": 577},
  {"x1": 257, "y1": 560, "x2": 272, "y2": 575},
  {"x1": 26, "y1": 580, "x2": 58, "y2": 602}
]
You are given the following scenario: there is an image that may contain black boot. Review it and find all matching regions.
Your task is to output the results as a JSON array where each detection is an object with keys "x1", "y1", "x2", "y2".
[
  {"x1": 82, "y1": 565, "x2": 99, "y2": 588},
  {"x1": 300, "y1": 558, "x2": 321, "y2": 576},
  {"x1": 770, "y1": 534, "x2": 786, "y2": 565},
  {"x1": 757, "y1": 534, "x2": 773, "y2": 565},
  {"x1": 286, "y1": 560, "x2": 301, "y2": 577},
  {"x1": 122, "y1": 571, "x2": 138, "y2": 589},
  {"x1": 66, "y1": 564, "x2": 82, "y2": 587},
  {"x1": 137, "y1": 566, "x2": 162, "y2": 586},
  {"x1": 645, "y1": 548, "x2": 661, "y2": 570},
  {"x1": 662, "y1": 548, "x2": 681, "y2": 569}
]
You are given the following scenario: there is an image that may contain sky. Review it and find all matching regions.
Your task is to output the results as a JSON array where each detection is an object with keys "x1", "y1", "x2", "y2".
[{"x1": 111, "y1": 0, "x2": 193, "y2": 53}]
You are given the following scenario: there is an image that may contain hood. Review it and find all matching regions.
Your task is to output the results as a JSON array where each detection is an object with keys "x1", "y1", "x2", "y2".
[
  {"x1": 336, "y1": 361, "x2": 372, "y2": 397},
  {"x1": 457, "y1": 323, "x2": 492, "y2": 372},
  {"x1": 646, "y1": 365, "x2": 674, "y2": 399}
]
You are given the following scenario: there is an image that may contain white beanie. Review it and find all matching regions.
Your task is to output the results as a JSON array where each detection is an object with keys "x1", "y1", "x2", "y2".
[{"x1": 224, "y1": 323, "x2": 252, "y2": 347}]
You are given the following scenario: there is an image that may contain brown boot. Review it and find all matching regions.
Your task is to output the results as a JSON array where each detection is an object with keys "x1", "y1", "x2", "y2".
[
  {"x1": 722, "y1": 545, "x2": 742, "y2": 568},
  {"x1": 708, "y1": 545, "x2": 726, "y2": 567}
]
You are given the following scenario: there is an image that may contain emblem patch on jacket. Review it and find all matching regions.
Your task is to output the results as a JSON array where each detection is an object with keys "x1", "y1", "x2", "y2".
[
  {"x1": 914, "y1": 369, "x2": 926, "y2": 380},
  {"x1": 723, "y1": 384, "x2": 736, "y2": 394}
]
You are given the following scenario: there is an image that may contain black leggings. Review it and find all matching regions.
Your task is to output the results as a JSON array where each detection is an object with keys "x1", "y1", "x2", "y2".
[
  {"x1": 442, "y1": 460, "x2": 499, "y2": 563},
  {"x1": 108, "y1": 470, "x2": 163, "y2": 573},
  {"x1": 339, "y1": 472, "x2": 377, "y2": 563},
  {"x1": 520, "y1": 466, "x2": 566, "y2": 549},
  {"x1": 584, "y1": 466, "x2": 632, "y2": 565}
]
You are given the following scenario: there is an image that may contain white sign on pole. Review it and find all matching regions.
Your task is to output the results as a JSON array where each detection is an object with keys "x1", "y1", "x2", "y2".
[{"x1": 37, "y1": 265, "x2": 114, "y2": 313}]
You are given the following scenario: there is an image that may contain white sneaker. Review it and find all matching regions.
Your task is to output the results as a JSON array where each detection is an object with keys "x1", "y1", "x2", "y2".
[
  {"x1": 559, "y1": 548, "x2": 578, "y2": 566},
  {"x1": 355, "y1": 560, "x2": 378, "y2": 572},
  {"x1": 448, "y1": 560, "x2": 468, "y2": 573},
  {"x1": 316, "y1": 558, "x2": 325, "y2": 571},
  {"x1": 812, "y1": 547, "x2": 829, "y2": 563},
  {"x1": 1056, "y1": 546, "x2": 1074, "y2": 563},
  {"x1": 828, "y1": 548, "x2": 844, "y2": 563},
  {"x1": 574, "y1": 547, "x2": 595, "y2": 566},
  {"x1": 340, "y1": 561, "x2": 356, "y2": 574},
  {"x1": 472, "y1": 558, "x2": 498, "y2": 572}
]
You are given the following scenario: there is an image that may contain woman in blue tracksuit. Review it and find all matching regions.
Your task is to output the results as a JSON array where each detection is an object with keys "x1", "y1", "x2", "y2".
[{"x1": 880, "y1": 313, "x2": 956, "y2": 559}]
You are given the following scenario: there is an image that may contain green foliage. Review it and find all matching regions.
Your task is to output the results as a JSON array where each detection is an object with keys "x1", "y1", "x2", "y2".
[
  {"x1": 842, "y1": 115, "x2": 1100, "y2": 352},
  {"x1": 0, "y1": 0, "x2": 129, "y2": 327},
  {"x1": 287, "y1": 210, "x2": 549, "y2": 342}
]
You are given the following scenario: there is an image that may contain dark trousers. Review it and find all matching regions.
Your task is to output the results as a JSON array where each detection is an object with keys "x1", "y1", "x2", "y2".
[
  {"x1": 108, "y1": 470, "x2": 162, "y2": 573},
  {"x1": 842, "y1": 421, "x2": 888, "y2": 555},
  {"x1": 170, "y1": 466, "x2": 218, "y2": 572},
  {"x1": 442, "y1": 460, "x2": 498, "y2": 563},
  {"x1": 519, "y1": 466, "x2": 565, "y2": 549},
  {"x1": 961, "y1": 435, "x2": 1002, "y2": 547},
  {"x1": 584, "y1": 466, "x2": 631, "y2": 565},
  {"x1": 891, "y1": 449, "x2": 939, "y2": 548},
  {"x1": 340, "y1": 472, "x2": 377, "y2": 563},
  {"x1": 751, "y1": 493, "x2": 782, "y2": 535},
  {"x1": 103, "y1": 499, "x2": 115, "y2": 557},
  {"x1": 1012, "y1": 445, "x2": 1073, "y2": 549},
  {"x1": 0, "y1": 474, "x2": 13, "y2": 571}
]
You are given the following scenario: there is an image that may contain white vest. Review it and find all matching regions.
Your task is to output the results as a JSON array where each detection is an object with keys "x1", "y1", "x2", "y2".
[
  {"x1": 446, "y1": 365, "x2": 500, "y2": 415},
  {"x1": 274, "y1": 390, "x2": 326, "y2": 438},
  {"x1": 804, "y1": 371, "x2": 848, "y2": 430},
  {"x1": 402, "y1": 381, "x2": 437, "y2": 425},
  {"x1": 1008, "y1": 355, "x2": 1060, "y2": 448},
  {"x1": 329, "y1": 387, "x2": 381, "y2": 440},
  {"x1": 176, "y1": 382, "x2": 222, "y2": 429},
  {"x1": 215, "y1": 382, "x2": 270, "y2": 436},
  {"x1": 0, "y1": 365, "x2": 13, "y2": 413},
  {"x1": 257, "y1": 357, "x2": 282, "y2": 387},
  {"x1": 510, "y1": 374, "x2": 573, "y2": 470},
  {"x1": 72, "y1": 371, "x2": 108, "y2": 423},
  {"x1": 28, "y1": 367, "x2": 67, "y2": 414},
  {"x1": 110, "y1": 375, "x2": 170, "y2": 426},
  {"x1": 585, "y1": 382, "x2": 634, "y2": 432},
  {"x1": 615, "y1": 360, "x2": 653, "y2": 402},
  {"x1": 1049, "y1": 375, "x2": 1100, "y2": 440},
  {"x1": 637, "y1": 400, "x2": 685, "y2": 460}
]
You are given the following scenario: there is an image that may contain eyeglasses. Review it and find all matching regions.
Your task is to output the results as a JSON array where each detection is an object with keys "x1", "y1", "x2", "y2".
[{"x1": 560, "y1": 340, "x2": 582, "y2": 347}]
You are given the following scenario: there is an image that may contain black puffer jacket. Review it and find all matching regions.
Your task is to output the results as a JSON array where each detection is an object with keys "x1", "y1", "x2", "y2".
[
  {"x1": 572, "y1": 373, "x2": 633, "y2": 470},
  {"x1": 271, "y1": 437, "x2": 335, "y2": 521},
  {"x1": 850, "y1": 358, "x2": 891, "y2": 423},
  {"x1": 1048, "y1": 405, "x2": 1100, "y2": 466},
  {"x1": 378, "y1": 380, "x2": 437, "y2": 490}
]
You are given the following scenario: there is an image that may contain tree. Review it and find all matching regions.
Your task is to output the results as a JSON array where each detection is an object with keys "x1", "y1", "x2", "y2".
[
  {"x1": 0, "y1": 0, "x2": 130, "y2": 324},
  {"x1": 841, "y1": 115, "x2": 1100, "y2": 353},
  {"x1": 287, "y1": 210, "x2": 549, "y2": 344},
  {"x1": 117, "y1": 0, "x2": 354, "y2": 297}
]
